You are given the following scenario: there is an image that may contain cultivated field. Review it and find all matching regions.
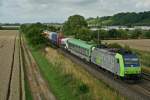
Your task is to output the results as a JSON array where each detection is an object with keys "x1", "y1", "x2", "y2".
[
  {"x1": 0, "y1": 30, "x2": 25, "y2": 100},
  {"x1": 102, "y1": 39, "x2": 150, "y2": 52},
  {"x1": 0, "y1": 30, "x2": 17, "y2": 100}
]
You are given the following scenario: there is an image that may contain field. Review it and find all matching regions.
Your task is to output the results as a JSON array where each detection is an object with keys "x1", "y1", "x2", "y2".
[
  {"x1": 0, "y1": 30, "x2": 56, "y2": 100},
  {"x1": 103, "y1": 39, "x2": 150, "y2": 52},
  {"x1": 0, "y1": 30, "x2": 23, "y2": 100}
]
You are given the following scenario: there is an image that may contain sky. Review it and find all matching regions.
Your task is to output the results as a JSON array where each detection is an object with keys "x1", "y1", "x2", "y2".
[{"x1": 0, "y1": 0, "x2": 150, "y2": 23}]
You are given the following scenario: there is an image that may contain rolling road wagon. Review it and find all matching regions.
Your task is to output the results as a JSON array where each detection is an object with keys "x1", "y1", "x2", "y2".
[
  {"x1": 60, "y1": 38, "x2": 71, "y2": 49},
  {"x1": 67, "y1": 38, "x2": 95, "y2": 62},
  {"x1": 48, "y1": 32, "x2": 63, "y2": 47}
]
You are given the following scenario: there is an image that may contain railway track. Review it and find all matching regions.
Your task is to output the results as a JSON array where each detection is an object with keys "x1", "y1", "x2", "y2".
[
  {"x1": 58, "y1": 49, "x2": 150, "y2": 100},
  {"x1": 6, "y1": 32, "x2": 25, "y2": 100},
  {"x1": 142, "y1": 73, "x2": 150, "y2": 81},
  {"x1": 20, "y1": 35, "x2": 56, "y2": 100}
]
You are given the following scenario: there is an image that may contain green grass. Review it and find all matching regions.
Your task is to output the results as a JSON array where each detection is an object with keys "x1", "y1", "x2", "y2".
[
  {"x1": 30, "y1": 48, "x2": 92, "y2": 100},
  {"x1": 21, "y1": 39, "x2": 33, "y2": 100},
  {"x1": 134, "y1": 49, "x2": 150, "y2": 67},
  {"x1": 24, "y1": 78, "x2": 33, "y2": 100},
  {"x1": 134, "y1": 50, "x2": 150, "y2": 73}
]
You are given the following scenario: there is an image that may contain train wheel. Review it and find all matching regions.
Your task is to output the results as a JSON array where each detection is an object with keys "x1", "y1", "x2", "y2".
[{"x1": 113, "y1": 74, "x2": 118, "y2": 80}]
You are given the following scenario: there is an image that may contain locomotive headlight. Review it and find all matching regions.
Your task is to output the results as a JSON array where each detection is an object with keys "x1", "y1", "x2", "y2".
[{"x1": 131, "y1": 65, "x2": 133, "y2": 67}]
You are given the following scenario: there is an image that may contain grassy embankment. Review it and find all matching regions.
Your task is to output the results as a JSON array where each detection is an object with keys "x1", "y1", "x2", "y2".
[
  {"x1": 24, "y1": 77, "x2": 33, "y2": 100},
  {"x1": 22, "y1": 43, "x2": 33, "y2": 100},
  {"x1": 134, "y1": 50, "x2": 150, "y2": 73},
  {"x1": 28, "y1": 43, "x2": 126, "y2": 100}
]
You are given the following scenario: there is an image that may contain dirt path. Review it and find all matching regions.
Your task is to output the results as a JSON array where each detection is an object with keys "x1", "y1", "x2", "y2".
[{"x1": 21, "y1": 35, "x2": 56, "y2": 100}]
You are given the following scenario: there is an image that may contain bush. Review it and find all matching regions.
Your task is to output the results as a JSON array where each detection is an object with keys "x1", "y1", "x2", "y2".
[
  {"x1": 78, "y1": 83, "x2": 89, "y2": 94},
  {"x1": 76, "y1": 28, "x2": 92, "y2": 41},
  {"x1": 20, "y1": 23, "x2": 48, "y2": 48},
  {"x1": 124, "y1": 45, "x2": 131, "y2": 51},
  {"x1": 143, "y1": 30, "x2": 150, "y2": 38},
  {"x1": 107, "y1": 43, "x2": 122, "y2": 48}
]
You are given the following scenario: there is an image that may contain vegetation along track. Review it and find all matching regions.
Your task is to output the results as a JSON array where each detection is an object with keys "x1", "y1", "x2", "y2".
[
  {"x1": 6, "y1": 32, "x2": 25, "y2": 100},
  {"x1": 20, "y1": 35, "x2": 56, "y2": 100},
  {"x1": 58, "y1": 49, "x2": 150, "y2": 100}
]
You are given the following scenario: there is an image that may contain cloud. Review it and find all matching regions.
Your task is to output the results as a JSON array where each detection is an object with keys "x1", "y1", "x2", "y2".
[
  {"x1": 0, "y1": 0, "x2": 150, "y2": 23},
  {"x1": 27, "y1": 0, "x2": 99, "y2": 5},
  {"x1": 135, "y1": 0, "x2": 150, "y2": 8}
]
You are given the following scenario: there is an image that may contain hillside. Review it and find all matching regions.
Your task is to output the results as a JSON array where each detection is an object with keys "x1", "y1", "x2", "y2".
[{"x1": 87, "y1": 11, "x2": 150, "y2": 26}]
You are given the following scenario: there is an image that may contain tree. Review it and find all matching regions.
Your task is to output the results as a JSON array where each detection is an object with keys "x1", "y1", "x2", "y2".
[
  {"x1": 108, "y1": 29, "x2": 121, "y2": 39},
  {"x1": 48, "y1": 26, "x2": 58, "y2": 32},
  {"x1": 118, "y1": 29, "x2": 128, "y2": 39},
  {"x1": 87, "y1": 11, "x2": 150, "y2": 26},
  {"x1": 76, "y1": 28, "x2": 91, "y2": 41},
  {"x1": 63, "y1": 15, "x2": 88, "y2": 36},
  {"x1": 91, "y1": 29, "x2": 108, "y2": 40},
  {"x1": 129, "y1": 29, "x2": 142, "y2": 39},
  {"x1": 143, "y1": 30, "x2": 150, "y2": 38},
  {"x1": 0, "y1": 26, "x2": 2, "y2": 30},
  {"x1": 20, "y1": 22, "x2": 48, "y2": 48}
]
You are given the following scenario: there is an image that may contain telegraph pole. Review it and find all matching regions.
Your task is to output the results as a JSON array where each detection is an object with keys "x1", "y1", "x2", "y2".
[{"x1": 97, "y1": 17, "x2": 100, "y2": 45}]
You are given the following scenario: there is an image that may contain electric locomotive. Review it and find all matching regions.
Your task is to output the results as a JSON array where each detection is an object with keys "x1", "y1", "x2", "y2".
[{"x1": 91, "y1": 48, "x2": 141, "y2": 79}]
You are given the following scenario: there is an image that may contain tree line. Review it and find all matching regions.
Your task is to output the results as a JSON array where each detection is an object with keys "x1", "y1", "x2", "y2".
[
  {"x1": 87, "y1": 11, "x2": 150, "y2": 26},
  {"x1": 20, "y1": 14, "x2": 150, "y2": 47},
  {"x1": 63, "y1": 15, "x2": 150, "y2": 43},
  {"x1": 20, "y1": 23, "x2": 59, "y2": 48}
]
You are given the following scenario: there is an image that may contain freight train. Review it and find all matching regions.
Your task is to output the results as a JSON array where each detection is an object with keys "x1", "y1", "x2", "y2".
[{"x1": 46, "y1": 31, "x2": 141, "y2": 79}]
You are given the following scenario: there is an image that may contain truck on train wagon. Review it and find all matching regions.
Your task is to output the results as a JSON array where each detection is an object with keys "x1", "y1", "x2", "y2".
[
  {"x1": 60, "y1": 38, "x2": 72, "y2": 49},
  {"x1": 48, "y1": 32, "x2": 63, "y2": 47},
  {"x1": 65, "y1": 38, "x2": 141, "y2": 79}
]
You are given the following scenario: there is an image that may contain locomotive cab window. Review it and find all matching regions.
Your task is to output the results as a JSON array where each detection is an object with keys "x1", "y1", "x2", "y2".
[
  {"x1": 117, "y1": 59, "x2": 119, "y2": 63},
  {"x1": 124, "y1": 57, "x2": 140, "y2": 67}
]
